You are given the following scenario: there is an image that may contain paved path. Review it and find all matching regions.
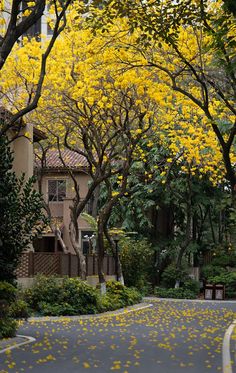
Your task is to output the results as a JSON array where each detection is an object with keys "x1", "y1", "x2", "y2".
[{"x1": 1, "y1": 299, "x2": 236, "y2": 373}]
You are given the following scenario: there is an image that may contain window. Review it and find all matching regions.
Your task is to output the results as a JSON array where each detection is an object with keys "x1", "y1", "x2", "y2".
[{"x1": 48, "y1": 179, "x2": 66, "y2": 202}]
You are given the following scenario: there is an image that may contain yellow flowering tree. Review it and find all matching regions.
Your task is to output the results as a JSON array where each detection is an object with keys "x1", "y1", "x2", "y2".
[
  {"x1": 20, "y1": 20, "x2": 158, "y2": 284},
  {"x1": 88, "y1": 0, "x2": 236, "y2": 193},
  {"x1": 87, "y1": 0, "x2": 236, "y2": 251},
  {"x1": 0, "y1": 0, "x2": 76, "y2": 135}
]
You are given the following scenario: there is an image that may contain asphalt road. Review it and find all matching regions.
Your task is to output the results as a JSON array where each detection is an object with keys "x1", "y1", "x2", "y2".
[{"x1": 1, "y1": 299, "x2": 236, "y2": 373}]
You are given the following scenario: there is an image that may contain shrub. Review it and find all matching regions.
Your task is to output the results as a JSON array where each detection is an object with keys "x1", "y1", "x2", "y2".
[
  {"x1": 61, "y1": 278, "x2": 98, "y2": 315},
  {"x1": 23, "y1": 275, "x2": 62, "y2": 312},
  {"x1": 120, "y1": 238, "x2": 153, "y2": 293},
  {"x1": 161, "y1": 264, "x2": 188, "y2": 288},
  {"x1": 208, "y1": 272, "x2": 236, "y2": 298},
  {"x1": 201, "y1": 265, "x2": 227, "y2": 280},
  {"x1": 23, "y1": 276, "x2": 99, "y2": 316},
  {"x1": 22, "y1": 276, "x2": 142, "y2": 316},
  {"x1": 0, "y1": 281, "x2": 18, "y2": 339},
  {"x1": 0, "y1": 318, "x2": 17, "y2": 339},
  {"x1": 38, "y1": 302, "x2": 78, "y2": 316},
  {"x1": 182, "y1": 279, "x2": 200, "y2": 296},
  {"x1": 211, "y1": 253, "x2": 236, "y2": 268},
  {"x1": 154, "y1": 287, "x2": 196, "y2": 299},
  {"x1": 9, "y1": 300, "x2": 30, "y2": 320},
  {"x1": 98, "y1": 281, "x2": 142, "y2": 312},
  {"x1": 0, "y1": 282, "x2": 16, "y2": 305}
]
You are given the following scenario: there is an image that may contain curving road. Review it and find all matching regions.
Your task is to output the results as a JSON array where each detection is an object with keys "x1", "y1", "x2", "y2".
[{"x1": 1, "y1": 299, "x2": 236, "y2": 373}]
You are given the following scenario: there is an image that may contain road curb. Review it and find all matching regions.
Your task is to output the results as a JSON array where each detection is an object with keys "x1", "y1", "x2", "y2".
[
  {"x1": 222, "y1": 320, "x2": 236, "y2": 373},
  {"x1": 144, "y1": 296, "x2": 236, "y2": 304},
  {"x1": 0, "y1": 335, "x2": 36, "y2": 354},
  {"x1": 28, "y1": 302, "x2": 153, "y2": 322}
]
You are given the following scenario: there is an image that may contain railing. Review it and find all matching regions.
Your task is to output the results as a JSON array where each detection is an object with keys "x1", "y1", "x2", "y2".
[{"x1": 16, "y1": 252, "x2": 115, "y2": 278}]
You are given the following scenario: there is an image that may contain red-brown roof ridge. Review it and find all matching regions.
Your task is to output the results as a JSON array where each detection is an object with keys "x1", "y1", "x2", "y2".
[{"x1": 35, "y1": 148, "x2": 88, "y2": 169}]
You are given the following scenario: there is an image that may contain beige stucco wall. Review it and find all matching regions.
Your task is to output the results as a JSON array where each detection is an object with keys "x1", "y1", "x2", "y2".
[
  {"x1": 12, "y1": 124, "x2": 34, "y2": 180},
  {"x1": 17, "y1": 275, "x2": 116, "y2": 289}
]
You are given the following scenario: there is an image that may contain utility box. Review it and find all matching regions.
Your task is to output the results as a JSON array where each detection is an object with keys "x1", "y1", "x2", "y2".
[
  {"x1": 204, "y1": 284, "x2": 214, "y2": 300},
  {"x1": 215, "y1": 284, "x2": 225, "y2": 300}
]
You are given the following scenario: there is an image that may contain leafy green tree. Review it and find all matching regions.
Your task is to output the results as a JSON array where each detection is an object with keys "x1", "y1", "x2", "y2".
[
  {"x1": 88, "y1": 0, "x2": 236, "y2": 248},
  {"x1": 105, "y1": 137, "x2": 231, "y2": 285},
  {"x1": 0, "y1": 136, "x2": 46, "y2": 283}
]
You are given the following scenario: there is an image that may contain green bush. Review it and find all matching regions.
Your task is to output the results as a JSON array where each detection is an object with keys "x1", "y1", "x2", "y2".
[
  {"x1": 211, "y1": 253, "x2": 236, "y2": 268},
  {"x1": 120, "y1": 238, "x2": 153, "y2": 293},
  {"x1": 23, "y1": 275, "x2": 62, "y2": 312},
  {"x1": 0, "y1": 282, "x2": 16, "y2": 305},
  {"x1": 182, "y1": 279, "x2": 200, "y2": 295},
  {"x1": 161, "y1": 264, "x2": 188, "y2": 288},
  {"x1": 106, "y1": 280, "x2": 142, "y2": 306},
  {"x1": 208, "y1": 272, "x2": 236, "y2": 298},
  {"x1": 154, "y1": 287, "x2": 196, "y2": 299},
  {"x1": 23, "y1": 276, "x2": 99, "y2": 316},
  {"x1": 0, "y1": 318, "x2": 17, "y2": 339},
  {"x1": 201, "y1": 265, "x2": 227, "y2": 280},
  {"x1": 98, "y1": 281, "x2": 142, "y2": 312},
  {"x1": 61, "y1": 278, "x2": 98, "y2": 315},
  {"x1": 22, "y1": 276, "x2": 142, "y2": 316},
  {"x1": 0, "y1": 281, "x2": 18, "y2": 339},
  {"x1": 9, "y1": 300, "x2": 30, "y2": 320},
  {"x1": 38, "y1": 302, "x2": 78, "y2": 316}
]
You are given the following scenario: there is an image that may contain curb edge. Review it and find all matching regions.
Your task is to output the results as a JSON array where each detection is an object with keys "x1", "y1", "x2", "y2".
[
  {"x1": 222, "y1": 320, "x2": 236, "y2": 373},
  {"x1": 0, "y1": 335, "x2": 36, "y2": 354}
]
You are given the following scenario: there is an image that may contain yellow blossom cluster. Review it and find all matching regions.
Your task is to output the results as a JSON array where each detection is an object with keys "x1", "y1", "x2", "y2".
[{"x1": 0, "y1": 5, "x2": 232, "y2": 185}]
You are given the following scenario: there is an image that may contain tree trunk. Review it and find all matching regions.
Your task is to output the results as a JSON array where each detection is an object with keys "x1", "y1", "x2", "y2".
[
  {"x1": 97, "y1": 220, "x2": 106, "y2": 290},
  {"x1": 175, "y1": 194, "x2": 192, "y2": 287},
  {"x1": 69, "y1": 221, "x2": 86, "y2": 280},
  {"x1": 230, "y1": 189, "x2": 236, "y2": 250},
  {"x1": 117, "y1": 257, "x2": 124, "y2": 284},
  {"x1": 92, "y1": 185, "x2": 100, "y2": 218}
]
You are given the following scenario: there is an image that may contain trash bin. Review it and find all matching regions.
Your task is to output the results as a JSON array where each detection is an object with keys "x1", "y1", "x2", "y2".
[
  {"x1": 204, "y1": 284, "x2": 214, "y2": 300},
  {"x1": 215, "y1": 284, "x2": 225, "y2": 300}
]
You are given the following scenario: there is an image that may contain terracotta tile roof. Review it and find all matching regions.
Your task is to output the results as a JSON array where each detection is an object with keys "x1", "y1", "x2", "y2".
[
  {"x1": 35, "y1": 149, "x2": 88, "y2": 169},
  {"x1": 43, "y1": 217, "x2": 64, "y2": 234}
]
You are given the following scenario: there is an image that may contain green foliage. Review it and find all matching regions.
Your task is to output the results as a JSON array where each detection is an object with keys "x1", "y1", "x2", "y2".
[
  {"x1": 0, "y1": 136, "x2": 47, "y2": 283},
  {"x1": 0, "y1": 281, "x2": 18, "y2": 339},
  {"x1": 211, "y1": 253, "x2": 236, "y2": 268},
  {"x1": 24, "y1": 275, "x2": 62, "y2": 311},
  {"x1": 0, "y1": 318, "x2": 17, "y2": 339},
  {"x1": 0, "y1": 281, "x2": 16, "y2": 305},
  {"x1": 37, "y1": 302, "x2": 79, "y2": 316},
  {"x1": 182, "y1": 279, "x2": 200, "y2": 296},
  {"x1": 161, "y1": 264, "x2": 188, "y2": 288},
  {"x1": 9, "y1": 300, "x2": 30, "y2": 320},
  {"x1": 154, "y1": 287, "x2": 196, "y2": 299},
  {"x1": 201, "y1": 265, "x2": 227, "y2": 280},
  {"x1": 61, "y1": 278, "x2": 98, "y2": 315},
  {"x1": 208, "y1": 272, "x2": 236, "y2": 298},
  {"x1": 98, "y1": 281, "x2": 142, "y2": 312},
  {"x1": 80, "y1": 212, "x2": 97, "y2": 231},
  {"x1": 23, "y1": 276, "x2": 141, "y2": 316},
  {"x1": 24, "y1": 275, "x2": 98, "y2": 316},
  {"x1": 120, "y1": 238, "x2": 153, "y2": 293}
]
